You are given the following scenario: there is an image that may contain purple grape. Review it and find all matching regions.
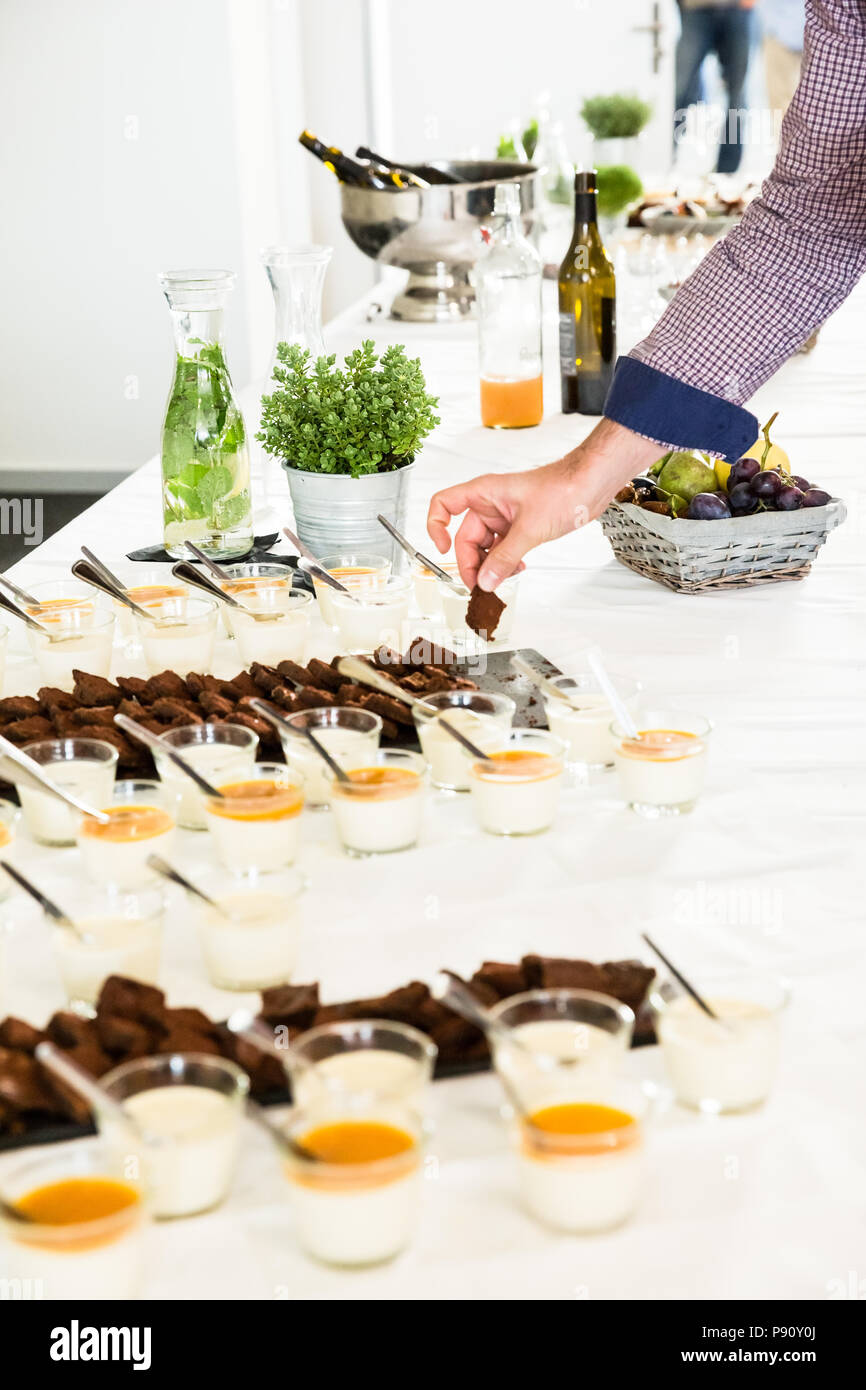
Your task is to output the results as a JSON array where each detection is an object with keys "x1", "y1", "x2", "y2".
[
  {"x1": 776, "y1": 485, "x2": 804, "y2": 511},
  {"x1": 801, "y1": 488, "x2": 831, "y2": 508},
  {"x1": 751, "y1": 470, "x2": 782, "y2": 500},
  {"x1": 790, "y1": 475, "x2": 811, "y2": 491},
  {"x1": 688, "y1": 492, "x2": 731, "y2": 520},
  {"x1": 728, "y1": 457, "x2": 761, "y2": 489},
  {"x1": 729, "y1": 482, "x2": 760, "y2": 515}
]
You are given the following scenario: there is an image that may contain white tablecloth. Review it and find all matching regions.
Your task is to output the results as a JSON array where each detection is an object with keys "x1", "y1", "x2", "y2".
[{"x1": 1, "y1": 280, "x2": 864, "y2": 1300}]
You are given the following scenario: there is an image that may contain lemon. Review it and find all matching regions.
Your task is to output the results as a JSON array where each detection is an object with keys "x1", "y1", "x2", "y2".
[{"x1": 714, "y1": 458, "x2": 732, "y2": 490}]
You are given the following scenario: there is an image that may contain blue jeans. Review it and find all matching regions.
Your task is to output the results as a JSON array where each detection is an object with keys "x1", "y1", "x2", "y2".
[{"x1": 675, "y1": 6, "x2": 755, "y2": 173}]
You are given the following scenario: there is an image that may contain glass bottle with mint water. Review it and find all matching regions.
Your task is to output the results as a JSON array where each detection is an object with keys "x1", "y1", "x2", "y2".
[{"x1": 158, "y1": 270, "x2": 253, "y2": 558}]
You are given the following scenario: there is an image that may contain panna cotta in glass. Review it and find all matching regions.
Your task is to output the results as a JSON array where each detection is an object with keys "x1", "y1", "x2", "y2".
[
  {"x1": 204, "y1": 764, "x2": 304, "y2": 873},
  {"x1": 328, "y1": 750, "x2": 426, "y2": 856},
  {"x1": 438, "y1": 573, "x2": 519, "y2": 646},
  {"x1": 101, "y1": 1055, "x2": 249, "y2": 1219},
  {"x1": 543, "y1": 670, "x2": 641, "y2": 770},
  {"x1": 488, "y1": 989, "x2": 635, "y2": 1114},
  {"x1": 284, "y1": 1103, "x2": 424, "y2": 1266},
  {"x1": 517, "y1": 1093, "x2": 645, "y2": 1233},
  {"x1": 287, "y1": 1020, "x2": 437, "y2": 1111},
  {"x1": 152, "y1": 722, "x2": 258, "y2": 830},
  {"x1": 612, "y1": 709, "x2": 711, "y2": 816},
  {"x1": 27, "y1": 609, "x2": 115, "y2": 692},
  {"x1": 278, "y1": 706, "x2": 382, "y2": 808},
  {"x1": 135, "y1": 596, "x2": 218, "y2": 676},
  {"x1": 651, "y1": 974, "x2": 787, "y2": 1113},
  {"x1": 219, "y1": 562, "x2": 292, "y2": 636},
  {"x1": 194, "y1": 868, "x2": 306, "y2": 989},
  {"x1": 77, "y1": 780, "x2": 177, "y2": 889},
  {"x1": 48, "y1": 886, "x2": 164, "y2": 1012},
  {"x1": 467, "y1": 729, "x2": 565, "y2": 835},
  {"x1": 232, "y1": 590, "x2": 313, "y2": 667},
  {"x1": 330, "y1": 576, "x2": 411, "y2": 655},
  {"x1": 411, "y1": 559, "x2": 458, "y2": 617},
  {"x1": 312, "y1": 552, "x2": 391, "y2": 627},
  {"x1": 114, "y1": 570, "x2": 189, "y2": 642},
  {"x1": 25, "y1": 580, "x2": 98, "y2": 625},
  {"x1": 15, "y1": 737, "x2": 118, "y2": 846},
  {"x1": 0, "y1": 1145, "x2": 146, "y2": 1300},
  {"x1": 413, "y1": 691, "x2": 515, "y2": 791}
]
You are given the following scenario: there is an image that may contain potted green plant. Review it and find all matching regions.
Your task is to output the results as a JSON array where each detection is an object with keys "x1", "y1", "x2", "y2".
[
  {"x1": 580, "y1": 93, "x2": 653, "y2": 171},
  {"x1": 257, "y1": 339, "x2": 439, "y2": 560},
  {"x1": 596, "y1": 164, "x2": 644, "y2": 236}
]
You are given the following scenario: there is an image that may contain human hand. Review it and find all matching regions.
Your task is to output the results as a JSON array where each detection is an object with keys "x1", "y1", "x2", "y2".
[{"x1": 426, "y1": 419, "x2": 660, "y2": 589}]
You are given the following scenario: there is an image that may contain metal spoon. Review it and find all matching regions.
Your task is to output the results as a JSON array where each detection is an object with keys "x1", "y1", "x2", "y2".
[
  {"x1": 35, "y1": 1041, "x2": 153, "y2": 1138},
  {"x1": 510, "y1": 653, "x2": 585, "y2": 712},
  {"x1": 0, "y1": 1193, "x2": 35, "y2": 1224},
  {"x1": 80, "y1": 547, "x2": 127, "y2": 593},
  {"x1": 0, "y1": 571, "x2": 40, "y2": 608},
  {"x1": 184, "y1": 541, "x2": 233, "y2": 586},
  {"x1": 376, "y1": 514, "x2": 462, "y2": 588},
  {"x1": 247, "y1": 698, "x2": 351, "y2": 783},
  {"x1": 641, "y1": 934, "x2": 732, "y2": 1030},
  {"x1": 71, "y1": 558, "x2": 184, "y2": 627},
  {"x1": 225, "y1": 1010, "x2": 321, "y2": 1163},
  {"x1": 0, "y1": 736, "x2": 110, "y2": 825},
  {"x1": 146, "y1": 854, "x2": 236, "y2": 921},
  {"x1": 431, "y1": 975, "x2": 536, "y2": 1113},
  {"x1": 113, "y1": 713, "x2": 225, "y2": 799},
  {"x1": 0, "y1": 862, "x2": 93, "y2": 941},
  {"x1": 170, "y1": 560, "x2": 284, "y2": 624},
  {"x1": 281, "y1": 525, "x2": 318, "y2": 564},
  {"x1": 336, "y1": 656, "x2": 495, "y2": 765},
  {"x1": 295, "y1": 556, "x2": 357, "y2": 599}
]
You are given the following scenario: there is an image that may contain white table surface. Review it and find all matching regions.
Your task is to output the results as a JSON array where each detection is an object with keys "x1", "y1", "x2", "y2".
[{"x1": 1, "y1": 279, "x2": 864, "y2": 1301}]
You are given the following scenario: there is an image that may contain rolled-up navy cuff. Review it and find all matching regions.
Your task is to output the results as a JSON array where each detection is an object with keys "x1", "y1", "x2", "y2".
[{"x1": 603, "y1": 356, "x2": 758, "y2": 460}]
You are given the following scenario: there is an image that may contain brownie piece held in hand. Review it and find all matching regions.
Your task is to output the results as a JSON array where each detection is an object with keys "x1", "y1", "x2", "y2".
[{"x1": 466, "y1": 585, "x2": 505, "y2": 639}]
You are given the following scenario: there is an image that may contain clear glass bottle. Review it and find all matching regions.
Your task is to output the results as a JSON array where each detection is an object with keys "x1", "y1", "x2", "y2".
[
  {"x1": 158, "y1": 270, "x2": 253, "y2": 560},
  {"x1": 476, "y1": 184, "x2": 543, "y2": 429},
  {"x1": 532, "y1": 115, "x2": 575, "y2": 273},
  {"x1": 260, "y1": 244, "x2": 332, "y2": 388}
]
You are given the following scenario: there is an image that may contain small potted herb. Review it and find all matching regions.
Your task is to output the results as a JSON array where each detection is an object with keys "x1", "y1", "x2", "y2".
[
  {"x1": 596, "y1": 164, "x2": 644, "y2": 235},
  {"x1": 580, "y1": 93, "x2": 653, "y2": 171},
  {"x1": 257, "y1": 340, "x2": 440, "y2": 559}
]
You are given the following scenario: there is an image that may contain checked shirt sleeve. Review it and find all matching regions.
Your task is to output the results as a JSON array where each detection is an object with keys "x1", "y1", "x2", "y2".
[{"x1": 605, "y1": 0, "x2": 866, "y2": 458}]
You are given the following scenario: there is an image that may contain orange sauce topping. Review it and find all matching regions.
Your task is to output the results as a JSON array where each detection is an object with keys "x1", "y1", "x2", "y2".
[
  {"x1": 128, "y1": 584, "x2": 186, "y2": 604},
  {"x1": 0, "y1": 824, "x2": 12, "y2": 849},
  {"x1": 524, "y1": 1103, "x2": 639, "y2": 1158},
  {"x1": 81, "y1": 805, "x2": 174, "y2": 841},
  {"x1": 475, "y1": 749, "x2": 560, "y2": 781},
  {"x1": 338, "y1": 766, "x2": 420, "y2": 799},
  {"x1": 223, "y1": 576, "x2": 288, "y2": 595},
  {"x1": 27, "y1": 597, "x2": 92, "y2": 624},
  {"x1": 327, "y1": 566, "x2": 377, "y2": 581},
  {"x1": 301, "y1": 1120, "x2": 415, "y2": 1164},
  {"x1": 619, "y1": 729, "x2": 701, "y2": 762},
  {"x1": 16, "y1": 1177, "x2": 139, "y2": 1225},
  {"x1": 209, "y1": 778, "x2": 303, "y2": 821}
]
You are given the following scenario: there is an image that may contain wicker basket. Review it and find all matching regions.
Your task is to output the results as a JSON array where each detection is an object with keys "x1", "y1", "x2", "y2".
[{"x1": 599, "y1": 497, "x2": 846, "y2": 594}]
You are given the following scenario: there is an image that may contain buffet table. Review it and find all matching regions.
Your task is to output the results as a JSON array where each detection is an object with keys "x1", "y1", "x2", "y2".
[{"x1": 1, "y1": 281, "x2": 864, "y2": 1301}]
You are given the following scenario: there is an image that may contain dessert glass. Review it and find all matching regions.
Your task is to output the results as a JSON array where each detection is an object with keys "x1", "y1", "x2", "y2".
[
  {"x1": 25, "y1": 579, "x2": 99, "y2": 624},
  {"x1": 330, "y1": 575, "x2": 411, "y2": 655},
  {"x1": 47, "y1": 885, "x2": 164, "y2": 1013},
  {"x1": 287, "y1": 1019, "x2": 437, "y2": 1111},
  {"x1": 107, "y1": 564, "x2": 189, "y2": 644},
  {"x1": 328, "y1": 749, "x2": 427, "y2": 856},
  {"x1": 101, "y1": 1054, "x2": 249, "y2": 1219},
  {"x1": 488, "y1": 988, "x2": 635, "y2": 1113},
  {"x1": 543, "y1": 668, "x2": 641, "y2": 771},
  {"x1": 194, "y1": 867, "x2": 306, "y2": 990},
  {"x1": 77, "y1": 779, "x2": 177, "y2": 889},
  {"x1": 27, "y1": 609, "x2": 115, "y2": 691},
  {"x1": 278, "y1": 706, "x2": 382, "y2": 809},
  {"x1": 0, "y1": 1142, "x2": 147, "y2": 1299},
  {"x1": 219, "y1": 562, "x2": 292, "y2": 636},
  {"x1": 467, "y1": 729, "x2": 565, "y2": 835},
  {"x1": 312, "y1": 552, "x2": 391, "y2": 627},
  {"x1": 515, "y1": 1082, "x2": 647, "y2": 1234},
  {"x1": 232, "y1": 590, "x2": 313, "y2": 667},
  {"x1": 611, "y1": 708, "x2": 711, "y2": 817},
  {"x1": 135, "y1": 596, "x2": 218, "y2": 676},
  {"x1": 283, "y1": 1096, "x2": 425, "y2": 1266},
  {"x1": 15, "y1": 737, "x2": 118, "y2": 846},
  {"x1": 438, "y1": 573, "x2": 519, "y2": 647},
  {"x1": 411, "y1": 559, "x2": 459, "y2": 617},
  {"x1": 152, "y1": 722, "x2": 258, "y2": 830},
  {"x1": 413, "y1": 691, "x2": 515, "y2": 791},
  {"x1": 650, "y1": 971, "x2": 788, "y2": 1114},
  {"x1": 203, "y1": 763, "x2": 304, "y2": 873}
]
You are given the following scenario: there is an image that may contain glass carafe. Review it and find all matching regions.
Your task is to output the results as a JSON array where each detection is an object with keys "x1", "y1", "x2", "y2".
[
  {"x1": 158, "y1": 270, "x2": 253, "y2": 560},
  {"x1": 476, "y1": 184, "x2": 544, "y2": 429},
  {"x1": 261, "y1": 244, "x2": 332, "y2": 388}
]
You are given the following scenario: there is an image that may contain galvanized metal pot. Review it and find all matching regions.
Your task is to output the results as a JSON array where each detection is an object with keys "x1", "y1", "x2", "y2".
[{"x1": 281, "y1": 459, "x2": 414, "y2": 567}]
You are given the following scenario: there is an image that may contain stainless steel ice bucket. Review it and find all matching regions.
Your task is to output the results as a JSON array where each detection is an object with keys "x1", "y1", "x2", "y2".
[{"x1": 281, "y1": 460, "x2": 415, "y2": 567}]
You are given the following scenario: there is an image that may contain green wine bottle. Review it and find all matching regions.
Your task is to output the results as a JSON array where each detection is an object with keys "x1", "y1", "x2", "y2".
[{"x1": 558, "y1": 170, "x2": 616, "y2": 416}]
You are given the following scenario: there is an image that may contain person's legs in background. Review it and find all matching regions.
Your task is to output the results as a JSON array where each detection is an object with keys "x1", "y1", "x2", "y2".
[
  {"x1": 714, "y1": 6, "x2": 756, "y2": 174},
  {"x1": 674, "y1": 7, "x2": 714, "y2": 155}
]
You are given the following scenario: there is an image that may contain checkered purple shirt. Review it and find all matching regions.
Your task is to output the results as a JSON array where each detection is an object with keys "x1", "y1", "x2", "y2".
[{"x1": 606, "y1": 0, "x2": 866, "y2": 456}]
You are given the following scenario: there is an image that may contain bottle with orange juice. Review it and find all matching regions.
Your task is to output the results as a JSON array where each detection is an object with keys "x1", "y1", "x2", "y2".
[{"x1": 476, "y1": 183, "x2": 543, "y2": 429}]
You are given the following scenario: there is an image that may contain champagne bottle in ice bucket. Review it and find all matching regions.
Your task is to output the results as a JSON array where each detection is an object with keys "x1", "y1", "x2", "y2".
[{"x1": 158, "y1": 270, "x2": 253, "y2": 559}]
